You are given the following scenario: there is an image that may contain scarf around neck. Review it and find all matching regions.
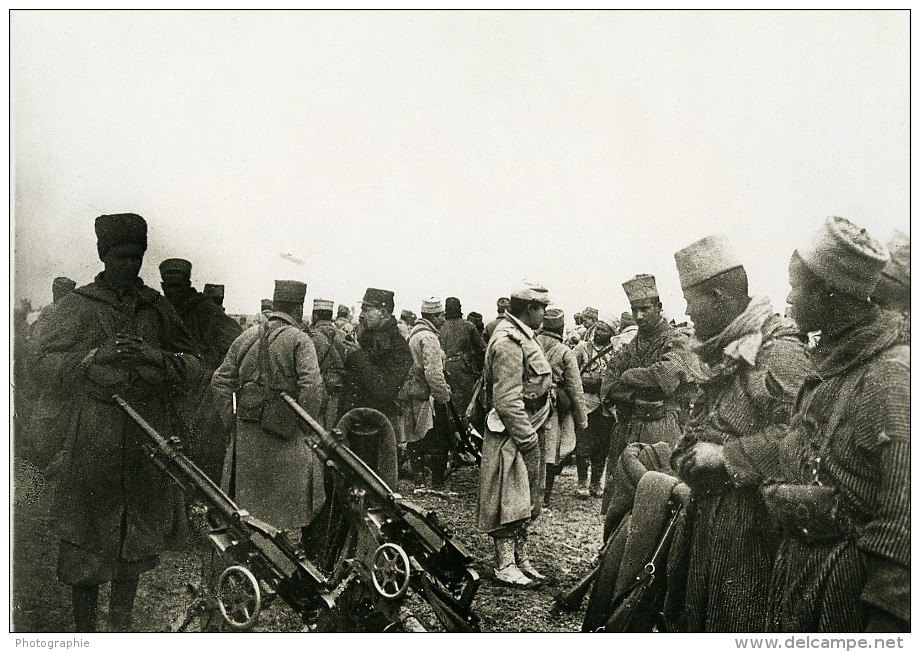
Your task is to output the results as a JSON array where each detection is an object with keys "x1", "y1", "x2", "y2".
[{"x1": 695, "y1": 295, "x2": 775, "y2": 378}]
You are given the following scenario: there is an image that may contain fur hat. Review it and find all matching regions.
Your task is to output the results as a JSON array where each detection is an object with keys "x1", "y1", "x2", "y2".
[{"x1": 95, "y1": 213, "x2": 147, "y2": 260}]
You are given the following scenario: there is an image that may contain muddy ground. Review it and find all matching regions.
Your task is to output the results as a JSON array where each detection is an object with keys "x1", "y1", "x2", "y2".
[{"x1": 12, "y1": 461, "x2": 604, "y2": 633}]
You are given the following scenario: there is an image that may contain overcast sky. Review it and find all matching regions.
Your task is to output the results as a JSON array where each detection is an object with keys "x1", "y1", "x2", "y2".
[{"x1": 12, "y1": 10, "x2": 909, "y2": 323}]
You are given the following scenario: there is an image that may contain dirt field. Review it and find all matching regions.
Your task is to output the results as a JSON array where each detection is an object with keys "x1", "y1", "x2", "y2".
[{"x1": 12, "y1": 461, "x2": 604, "y2": 633}]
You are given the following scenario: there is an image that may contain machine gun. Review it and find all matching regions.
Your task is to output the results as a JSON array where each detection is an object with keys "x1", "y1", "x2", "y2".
[
  {"x1": 446, "y1": 401, "x2": 483, "y2": 466},
  {"x1": 114, "y1": 394, "x2": 480, "y2": 632}
]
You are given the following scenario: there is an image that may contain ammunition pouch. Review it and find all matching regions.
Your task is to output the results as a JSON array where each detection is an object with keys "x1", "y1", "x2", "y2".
[
  {"x1": 238, "y1": 383, "x2": 300, "y2": 441},
  {"x1": 523, "y1": 392, "x2": 549, "y2": 413}
]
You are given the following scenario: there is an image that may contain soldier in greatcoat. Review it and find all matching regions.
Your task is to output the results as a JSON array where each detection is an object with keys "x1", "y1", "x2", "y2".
[
  {"x1": 536, "y1": 308, "x2": 588, "y2": 509},
  {"x1": 688, "y1": 217, "x2": 910, "y2": 632},
  {"x1": 439, "y1": 296, "x2": 486, "y2": 417},
  {"x1": 667, "y1": 235, "x2": 812, "y2": 632},
  {"x1": 309, "y1": 298, "x2": 347, "y2": 429},
  {"x1": 28, "y1": 213, "x2": 202, "y2": 632},
  {"x1": 478, "y1": 281, "x2": 553, "y2": 588},
  {"x1": 211, "y1": 280, "x2": 327, "y2": 532},
  {"x1": 404, "y1": 297, "x2": 453, "y2": 487}
]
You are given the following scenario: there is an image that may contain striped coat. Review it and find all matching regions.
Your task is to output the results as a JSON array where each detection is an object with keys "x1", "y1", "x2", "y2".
[
  {"x1": 668, "y1": 312, "x2": 812, "y2": 632},
  {"x1": 724, "y1": 309, "x2": 910, "y2": 631}
]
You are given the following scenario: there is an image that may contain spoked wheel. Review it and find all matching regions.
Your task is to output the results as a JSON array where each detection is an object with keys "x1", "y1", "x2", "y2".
[
  {"x1": 371, "y1": 543, "x2": 411, "y2": 600},
  {"x1": 216, "y1": 565, "x2": 262, "y2": 631}
]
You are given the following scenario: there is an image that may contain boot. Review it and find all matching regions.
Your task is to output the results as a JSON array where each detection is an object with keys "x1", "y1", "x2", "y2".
[
  {"x1": 108, "y1": 577, "x2": 139, "y2": 632},
  {"x1": 543, "y1": 464, "x2": 557, "y2": 509},
  {"x1": 589, "y1": 465, "x2": 603, "y2": 497},
  {"x1": 514, "y1": 533, "x2": 546, "y2": 582},
  {"x1": 72, "y1": 585, "x2": 99, "y2": 633},
  {"x1": 575, "y1": 455, "x2": 590, "y2": 499},
  {"x1": 492, "y1": 537, "x2": 534, "y2": 588}
]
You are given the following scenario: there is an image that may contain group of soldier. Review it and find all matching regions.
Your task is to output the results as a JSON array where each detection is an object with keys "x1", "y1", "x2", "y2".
[{"x1": 14, "y1": 211, "x2": 910, "y2": 634}]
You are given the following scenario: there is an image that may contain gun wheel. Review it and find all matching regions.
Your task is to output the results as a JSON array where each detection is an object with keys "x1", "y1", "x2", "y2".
[
  {"x1": 216, "y1": 565, "x2": 262, "y2": 631},
  {"x1": 371, "y1": 543, "x2": 411, "y2": 600}
]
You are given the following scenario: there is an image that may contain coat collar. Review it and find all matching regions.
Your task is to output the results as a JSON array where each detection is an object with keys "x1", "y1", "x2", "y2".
[
  {"x1": 410, "y1": 317, "x2": 439, "y2": 338},
  {"x1": 501, "y1": 311, "x2": 536, "y2": 340},
  {"x1": 813, "y1": 306, "x2": 901, "y2": 378},
  {"x1": 267, "y1": 311, "x2": 303, "y2": 329}
]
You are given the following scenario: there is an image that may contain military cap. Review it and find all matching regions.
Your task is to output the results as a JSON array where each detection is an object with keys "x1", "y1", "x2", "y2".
[
  {"x1": 622, "y1": 274, "x2": 659, "y2": 307},
  {"x1": 52, "y1": 277, "x2": 77, "y2": 302},
  {"x1": 542, "y1": 307, "x2": 565, "y2": 330},
  {"x1": 496, "y1": 297, "x2": 511, "y2": 308},
  {"x1": 421, "y1": 297, "x2": 444, "y2": 314},
  {"x1": 337, "y1": 304, "x2": 350, "y2": 317},
  {"x1": 796, "y1": 216, "x2": 889, "y2": 298},
  {"x1": 313, "y1": 298, "x2": 335, "y2": 312},
  {"x1": 159, "y1": 258, "x2": 193, "y2": 280},
  {"x1": 361, "y1": 288, "x2": 395, "y2": 312},
  {"x1": 581, "y1": 306, "x2": 599, "y2": 319},
  {"x1": 445, "y1": 296, "x2": 462, "y2": 312},
  {"x1": 203, "y1": 283, "x2": 225, "y2": 299},
  {"x1": 674, "y1": 234, "x2": 743, "y2": 290},
  {"x1": 400, "y1": 309, "x2": 417, "y2": 321},
  {"x1": 273, "y1": 280, "x2": 307, "y2": 304},
  {"x1": 467, "y1": 311, "x2": 483, "y2": 321},
  {"x1": 510, "y1": 280, "x2": 551, "y2": 305},
  {"x1": 95, "y1": 213, "x2": 147, "y2": 260},
  {"x1": 260, "y1": 299, "x2": 273, "y2": 312},
  {"x1": 620, "y1": 311, "x2": 636, "y2": 327}
]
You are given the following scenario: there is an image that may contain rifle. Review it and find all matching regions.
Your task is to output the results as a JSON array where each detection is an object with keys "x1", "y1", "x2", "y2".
[
  {"x1": 600, "y1": 500, "x2": 683, "y2": 633},
  {"x1": 446, "y1": 401, "x2": 483, "y2": 465},
  {"x1": 115, "y1": 393, "x2": 480, "y2": 632}
]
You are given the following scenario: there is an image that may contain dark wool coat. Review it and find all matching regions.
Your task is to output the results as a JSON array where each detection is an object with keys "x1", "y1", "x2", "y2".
[
  {"x1": 338, "y1": 316, "x2": 412, "y2": 425},
  {"x1": 28, "y1": 273, "x2": 201, "y2": 583}
]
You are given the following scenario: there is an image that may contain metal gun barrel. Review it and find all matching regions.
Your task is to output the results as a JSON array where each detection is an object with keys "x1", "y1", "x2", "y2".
[{"x1": 113, "y1": 394, "x2": 240, "y2": 521}]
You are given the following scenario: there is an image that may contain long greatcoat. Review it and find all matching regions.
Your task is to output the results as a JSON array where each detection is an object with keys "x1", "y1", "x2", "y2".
[
  {"x1": 724, "y1": 309, "x2": 910, "y2": 631},
  {"x1": 211, "y1": 312, "x2": 326, "y2": 531},
  {"x1": 478, "y1": 314, "x2": 553, "y2": 534},
  {"x1": 27, "y1": 273, "x2": 202, "y2": 585},
  {"x1": 439, "y1": 316, "x2": 486, "y2": 415},
  {"x1": 668, "y1": 306, "x2": 812, "y2": 632},
  {"x1": 536, "y1": 331, "x2": 588, "y2": 465},
  {"x1": 405, "y1": 318, "x2": 452, "y2": 443}
]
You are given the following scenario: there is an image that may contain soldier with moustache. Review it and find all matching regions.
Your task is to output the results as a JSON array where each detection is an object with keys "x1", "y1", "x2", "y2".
[{"x1": 478, "y1": 281, "x2": 553, "y2": 588}]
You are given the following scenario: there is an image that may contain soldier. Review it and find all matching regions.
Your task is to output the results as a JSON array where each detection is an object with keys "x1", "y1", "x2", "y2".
[
  {"x1": 397, "y1": 309, "x2": 417, "y2": 340},
  {"x1": 687, "y1": 217, "x2": 910, "y2": 632},
  {"x1": 577, "y1": 306, "x2": 599, "y2": 343},
  {"x1": 536, "y1": 308, "x2": 588, "y2": 509},
  {"x1": 600, "y1": 274, "x2": 698, "y2": 510},
  {"x1": 338, "y1": 288, "x2": 412, "y2": 438},
  {"x1": 211, "y1": 280, "x2": 327, "y2": 533},
  {"x1": 483, "y1": 297, "x2": 510, "y2": 343},
  {"x1": 467, "y1": 311, "x2": 485, "y2": 337},
  {"x1": 405, "y1": 297, "x2": 453, "y2": 487},
  {"x1": 335, "y1": 303, "x2": 355, "y2": 335},
  {"x1": 202, "y1": 283, "x2": 226, "y2": 310},
  {"x1": 159, "y1": 259, "x2": 243, "y2": 479},
  {"x1": 573, "y1": 313, "x2": 619, "y2": 498},
  {"x1": 668, "y1": 235, "x2": 812, "y2": 632},
  {"x1": 439, "y1": 297, "x2": 486, "y2": 417},
  {"x1": 870, "y1": 229, "x2": 909, "y2": 342},
  {"x1": 613, "y1": 311, "x2": 638, "y2": 351},
  {"x1": 566, "y1": 311, "x2": 583, "y2": 347},
  {"x1": 310, "y1": 298, "x2": 347, "y2": 429},
  {"x1": 478, "y1": 281, "x2": 553, "y2": 588},
  {"x1": 256, "y1": 298, "x2": 273, "y2": 324},
  {"x1": 28, "y1": 213, "x2": 201, "y2": 632}
]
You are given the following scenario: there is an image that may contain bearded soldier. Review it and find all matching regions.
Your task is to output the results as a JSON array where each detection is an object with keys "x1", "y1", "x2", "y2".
[
  {"x1": 478, "y1": 281, "x2": 553, "y2": 588},
  {"x1": 28, "y1": 213, "x2": 201, "y2": 632},
  {"x1": 668, "y1": 235, "x2": 812, "y2": 632}
]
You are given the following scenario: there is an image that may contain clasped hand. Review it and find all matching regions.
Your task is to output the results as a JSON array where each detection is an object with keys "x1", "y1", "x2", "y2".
[{"x1": 94, "y1": 333, "x2": 162, "y2": 366}]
